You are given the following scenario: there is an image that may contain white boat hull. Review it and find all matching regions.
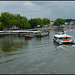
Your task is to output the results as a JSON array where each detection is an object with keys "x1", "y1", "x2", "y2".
[
  {"x1": 53, "y1": 38, "x2": 75, "y2": 45},
  {"x1": 53, "y1": 32, "x2": 75, "y2": 45},
  {"x1": 35, "y1": 32, "x2": 48, "y2": 37}
]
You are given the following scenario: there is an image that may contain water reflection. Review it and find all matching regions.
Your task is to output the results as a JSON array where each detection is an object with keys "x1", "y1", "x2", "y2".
[
  {"x1": 0, "y1": 27, "x2": 75, "y2": 74},
  {"x1": 25, "y1": 38, "x2": 33, "y2": 40},
  {"x1": 0, "y1": 36, "x2": 29, "y2": 58},
  {"x1": 35, "y1": 36, "x2": 49, "y2": 41},
  {"x1": 54, "y1": 27, "x2": 64, "y2": 32},
  {"x1": 53, "y1": 39, "x2": 74, "y2": 55},
  {"x1": 53, "y1": 40, "x2": 73, "y2": 48}
]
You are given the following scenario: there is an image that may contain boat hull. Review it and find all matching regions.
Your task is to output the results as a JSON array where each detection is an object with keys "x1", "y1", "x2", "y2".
[
  {"x1": 35, "y1": 32, "x2": 48, "y2": 37},
  {"x1": 25, "y1": 35, "x2": 35, "y2": 38},
  {"x1": 53, "y1": 32, "x2": 75, "y2": 45},
  {"x1": 35, "y1": 34, "x2": 48, "y2": 37},
  {"x1": 53, "y1": 38, "x2": 75, "y2": 45}
]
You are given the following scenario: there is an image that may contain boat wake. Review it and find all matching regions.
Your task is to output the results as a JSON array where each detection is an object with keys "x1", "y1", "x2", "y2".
[
  {"x1": 56, "y1": 45, "x2": 71, "y2": 51},
  {"x1": 56, "y1": 45, "x2": 65, "y2": 49},
  {"x1": 56, "y1": 44, "x2": 75, "y2": 52},
  {"x1": 72, "y1": 45, "x2": 75, "y2": 48}
]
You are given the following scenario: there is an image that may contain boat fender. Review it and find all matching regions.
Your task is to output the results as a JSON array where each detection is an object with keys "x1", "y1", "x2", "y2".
[
  {"x1": 59, "y1": 42, "x2": 62, "y2": 44},
  {"x1": 72, "y1": 40, "x2": 75, "y2": 44},
  {"x1": 73, "y1": 41, "x2": 75, "y2": 44}
]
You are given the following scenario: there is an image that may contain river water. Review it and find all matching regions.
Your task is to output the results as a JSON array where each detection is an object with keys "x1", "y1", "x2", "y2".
[{"x1": 0, "y1": 27, "x2": 75, "y2": 74}]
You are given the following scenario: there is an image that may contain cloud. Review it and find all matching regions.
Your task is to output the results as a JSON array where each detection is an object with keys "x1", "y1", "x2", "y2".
[
  {"x1": 24, "y1": 2, "x2": 35, "y2": 6},
  {"x1": 0, "y1": 1, "x2": 75, "y2": 20}
]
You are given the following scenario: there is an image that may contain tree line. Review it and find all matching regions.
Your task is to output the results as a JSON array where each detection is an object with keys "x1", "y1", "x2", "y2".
[
  {"x1": 53, "y1": 18, "x2": 65, "y2": 26},
  {"x1": 0, "y1": 12, "x2": 50, "y2": 30},
  {"x1": 0, "y1": 12, "x2": 74, "y2": 30},
  {"x1": 53, "y1": 18, "x2": 75, "y2": 26}
]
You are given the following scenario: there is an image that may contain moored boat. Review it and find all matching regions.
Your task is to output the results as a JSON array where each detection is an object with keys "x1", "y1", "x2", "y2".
[
  {"x1": 53, "y1": 32, "x2": 75, "y2": 45},
  {"x1": 35, "y1": 30, "x2": 49, "y2": 37},
  {"x1": 70, "y1": 27, "x2": 73, "y2": 32},
  {"x1": 25, "y1": 33, "x2": 36, "y2": 38}
]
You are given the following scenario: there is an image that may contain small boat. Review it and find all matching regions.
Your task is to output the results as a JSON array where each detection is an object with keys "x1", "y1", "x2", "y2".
[
  {"x1": 25, "y1": 33, "x2": 36, "y2": 38},
  {"x1": 35, "y1": 30, "x2": 49, "y2": 37},
  {"x1": 53, "y1": 32, "x2": 75, "y2": 45},
  {"x1": 70, "y1": 27, "x2": 73, "y2": 32}
]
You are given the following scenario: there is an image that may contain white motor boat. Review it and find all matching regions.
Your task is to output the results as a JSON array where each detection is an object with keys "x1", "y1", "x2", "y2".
[
  {"x1": 35, "y1": 30, "x2": 49, "y2": 37},
  {"x1": 53, "y1": 32, "x2": 75, "y2": 45}
]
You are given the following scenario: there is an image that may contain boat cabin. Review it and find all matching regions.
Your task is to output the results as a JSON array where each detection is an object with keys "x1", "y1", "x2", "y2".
[{"x1": 53, "y1": 32, "x2": 75, "y2": 44}]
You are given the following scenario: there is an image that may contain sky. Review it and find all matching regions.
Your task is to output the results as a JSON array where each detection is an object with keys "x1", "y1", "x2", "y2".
[{"x1": 0, "y1": 1, "x2": 75, "y2": 21}]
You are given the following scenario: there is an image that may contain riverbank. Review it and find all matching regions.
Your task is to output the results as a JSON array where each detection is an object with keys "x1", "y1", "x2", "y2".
[{"x1": 0, "y1": 24, "x2": 75, "y2": 35}]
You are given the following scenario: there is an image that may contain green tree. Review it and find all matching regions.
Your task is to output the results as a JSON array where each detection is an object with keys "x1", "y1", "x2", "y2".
[
  {"x1": 0, "y1": 12, "x2": 51, "y2": 29},
  {"x1": 29, "y1": 18, "x2": 38, "y2": 28},
  {"x1": 42, "y1": 18, "x2": 50, "y2": 25},
  {"x1": 53, "y1": 18, "x2": 65, "y2": 26},
  {"x1": 36, "y1": 18, "x2": 43, "y2": 27},
  {"x1": 15, "y1": 14, "x2": 22, "y2": 27},
  {"x1": 24, "y1": 22, "x2": 31, "y2": 29},
  {"x1": 1, "y1": 12, "x2": 10, "y2": 27},
  {"x1": 65, "y1": 19, "x2": 72, "y2": 25},
  {"x1": 65, "y1": 19, "x2": 72, "y2": 22},
  {"x1": 0, "y1": 23, "x2": 3, "y2": 30},
  {"x1": 21, "y1": 16, "x2": 28, "y2": 28},
  {"x1": 1, "y1": 12, "x2": 16, "y2": 28}
]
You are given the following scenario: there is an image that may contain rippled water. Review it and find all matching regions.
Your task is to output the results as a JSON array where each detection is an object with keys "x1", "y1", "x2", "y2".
[{"x1": 0, "y1": 27, "x2": 75, "y2": 74}]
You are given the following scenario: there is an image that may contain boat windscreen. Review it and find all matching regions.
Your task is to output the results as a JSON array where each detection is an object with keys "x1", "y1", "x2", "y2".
[{"x1": 58, "y1": 37, "x2": 71, "y2": 40}]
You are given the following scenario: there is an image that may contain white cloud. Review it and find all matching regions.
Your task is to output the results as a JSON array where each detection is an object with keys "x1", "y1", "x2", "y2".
[
  {"x1": 0, "y1": 1, "x2": 75, "y2": 20},
  {"x1": 24, "y1": 2, "x2": 35, "y2": 6}
]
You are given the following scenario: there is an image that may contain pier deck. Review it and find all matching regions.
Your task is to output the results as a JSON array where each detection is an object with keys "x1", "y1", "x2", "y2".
[{"x1": 0, "y1": 30, "x2": 41, "y2": 35}]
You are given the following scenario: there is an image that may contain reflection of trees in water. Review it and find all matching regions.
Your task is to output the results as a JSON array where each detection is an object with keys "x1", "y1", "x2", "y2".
[
  {"x1": 25, "y1": 37, "x2": 33, "y2": 41},
  {"x1": 35, "y1": 31, "x2": 50, "y2": 41},
  {"x1": 0, "y1": 36, "x2": 28, "y2": 52},
  {"x1": 36, "y1": 37, "x2": 42, "y2": 41},
  {"x1": 35, "y1": 36, "x2": 49, "y2": 41},
  {"x1": 54, "y1": 27, "x2": 64, "y2": 32}
]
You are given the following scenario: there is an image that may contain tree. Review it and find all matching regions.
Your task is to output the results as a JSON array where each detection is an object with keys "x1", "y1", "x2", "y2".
[
  {"x1": 24, "y1": 22, "x2": 31, "y2": 29},
  {"x1": 65, "y1": 19, "x2": 72, "y2": 25},
  {"x1": 65, "y1": 19, "x2": 72, "y2": 22},
  {"x1": 35, "y1": 18, "x2": 43, "y2": 27},
  {"x1": 53, "y1": 18, "x2": 65, "y2": 26},
  {"x1": 29, "y1": 18, "x2": 50, "y2": 28},
  {"x1": 0, "y1": 12, "x2": 51, "y2": 29},
  {"x1": 21, "y1": 16, "x2": 28, "y2": 28},
  {"x1": 42, "y1": 18, "x2": 50, "y2": 25},
  {"x1": 15, "y1": 14, "x2": 22, "y2": 27},
  {"x1": 1, "y1": 12, "x2": 16, "y2": 28},
  {"x1": 0, "y1": 23, "x2": 3, "y2": 30},
  {"x1": 29, "y1": 18, "x2": 38, "y2": 28},
  {"x1": 1, "y1": 12, "x2": 10, "y2": 27}
]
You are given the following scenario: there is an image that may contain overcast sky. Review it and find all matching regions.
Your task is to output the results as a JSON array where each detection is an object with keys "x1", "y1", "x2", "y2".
[{"x1": 0, "y1": 1, "x2": 75, "y2": 21}]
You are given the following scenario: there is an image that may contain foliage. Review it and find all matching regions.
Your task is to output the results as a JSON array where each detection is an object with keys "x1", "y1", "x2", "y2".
[
  {"x1": 29, "y1": 18, "x2": 50, "y2": 28},
  {"x1": 29, "y1": 18, "x2": 38, "y2": 28},
  {"x1": 0, "y1": 12, "x2": 31, "y2": 29},
  {"x1": 0, "y1": 12, "x2": 51, "y2": 30},
  {"x1": 36, "y1": 18, "x2": 43, "y2": 27},
  {"x1": 42, "y1": 18, "x2": 50, "y2": 25},
  {"x1": 53, "y1": 18, "x2": 65, "y2": 26},
  {"x1": 65, "y1": 19, "x2": 72, "y2": 22},
  {"x1": 24, "y1": 22, "x2": 31, "y2": 29},
  {"x1": 0, "y1": 23, "x2": 3, "y2": 30}
]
